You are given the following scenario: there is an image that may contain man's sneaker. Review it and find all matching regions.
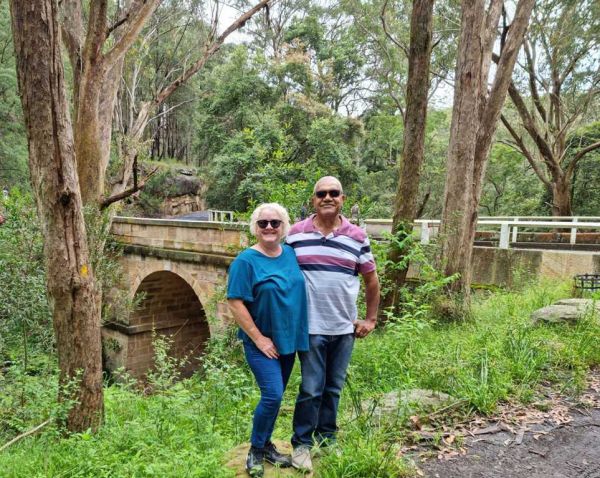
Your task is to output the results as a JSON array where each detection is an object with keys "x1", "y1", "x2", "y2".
[
  {"x1": 291, "y1": 445, "x2": 313, "y2": 472},
  {"x1": 263, "y1": 441, "x2": 292, "y2": 467},
  {"x1": 246, "y1": 446, "x2": 265, "y2": 477}
]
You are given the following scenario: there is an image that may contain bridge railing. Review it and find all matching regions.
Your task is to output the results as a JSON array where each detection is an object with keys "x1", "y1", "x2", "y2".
[
  {"x1": 207, "y1": 209, "x2": 234, "y2": 222},
  {"x1": 365, "y1": 217, "x2": 600, "y2": 249}
]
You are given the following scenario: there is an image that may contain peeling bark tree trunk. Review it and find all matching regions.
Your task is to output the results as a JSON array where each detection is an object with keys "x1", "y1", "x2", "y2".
[
  {"x1": 384, "y1": 0, "x2": 434, "y2": 312},
  {"x1": 551, "y1": 175, "x2": 572, "y2": 217},
  {"x1": 439, "y1": 1, "x2": 486, "y2": 292},
  {"x1": 440, "y1": 0, "x2": 535, "y2": 298},
  {"x1": 10, "y1": 0, "x2": 103, "y2": 431},
  {"x1": 10, "y1": 0, "x2": 271, "y2": 433}
]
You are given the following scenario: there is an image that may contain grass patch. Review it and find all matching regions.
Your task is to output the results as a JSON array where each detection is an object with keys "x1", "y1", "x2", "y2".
[{"x1": 1, "y1": 281, "x2": 599, "y2": 476}]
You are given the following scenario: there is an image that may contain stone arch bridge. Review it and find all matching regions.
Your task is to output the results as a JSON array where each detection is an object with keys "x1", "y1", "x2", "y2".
[
  {"x1": 103, "y1": 215, "x2": 600, "y2": 379},
  {"x1": 103, "y1": 216, "x2": 247, "y2": 379}
]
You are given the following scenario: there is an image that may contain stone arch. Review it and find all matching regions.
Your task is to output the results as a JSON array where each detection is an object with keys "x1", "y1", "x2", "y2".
[
  {"x1": 105, "y1": 270, "x2": 211, "y2": 380},
  {"x1": 127, "y1": 259, "x2": 216, "y2": 316}
]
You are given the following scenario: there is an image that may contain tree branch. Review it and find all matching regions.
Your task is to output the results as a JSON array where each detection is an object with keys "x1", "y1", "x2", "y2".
[
  {"x1": 148, "y1": 99, "x2": 196, "y2": 123},
  {"x1": 100, "y1": 164, "x2": 159, "y2": 210},
  {"x1": 102, "y1": 0, "x2": 162, "y2": 70},
  {"x1": 82, "y1": 0, "x2": 109, "y2": 64},
  {"x1": 153, "y1": 0, "x2": 271, "y2": 107},
  {"x1": 59, "y1": 0, "x2": 84, "y2": 75},
  {"x1": 503, "y1": 75, "x2": 557, "y2": 173},
  {"x1": 380, "y1": 0, "x2": 408, "y2": 56},
  {"x1": 0, "y1": 420, "x2": 51, "y2": 453},
  {"x1": 107, "y1": 13, "x2": 131, "y2": 38},
  {"x1": 500, "y1": 113, "x2": 551, "y2": 189},
  {"x1": 523, "y1": 41, "x2": 547, "y2": 122},
  {"x1": 566, "y1": 140, "x2": 600, "y2": 177}
]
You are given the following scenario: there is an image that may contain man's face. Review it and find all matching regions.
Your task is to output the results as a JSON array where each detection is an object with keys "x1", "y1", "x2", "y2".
[{"x1": 313, "y1": 179, "x2": 345, "y2": 219}]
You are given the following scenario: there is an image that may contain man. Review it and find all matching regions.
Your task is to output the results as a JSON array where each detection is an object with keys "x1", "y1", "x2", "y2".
[{"x1": 286, "y1": 176, "x2": 380, "y2": 472}]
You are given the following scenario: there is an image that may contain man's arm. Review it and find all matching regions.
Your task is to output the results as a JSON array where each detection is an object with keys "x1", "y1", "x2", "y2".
[{"x1": 354, "y1": 270, "x2": 380, "y2": 338}]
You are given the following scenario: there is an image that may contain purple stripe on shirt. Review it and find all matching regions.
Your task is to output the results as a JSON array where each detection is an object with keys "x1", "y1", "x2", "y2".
[{"x1": 297, "y1": 254, "x2": 358, "y2": 270}]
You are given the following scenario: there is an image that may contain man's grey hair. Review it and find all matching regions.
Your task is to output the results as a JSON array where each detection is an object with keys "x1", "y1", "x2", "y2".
[
  {"x1": 249, "y1": 203, "x2": 291, "y2": 237},
  {"x1": 313, "y1": 176, "x2": 343, "y2": 194}
]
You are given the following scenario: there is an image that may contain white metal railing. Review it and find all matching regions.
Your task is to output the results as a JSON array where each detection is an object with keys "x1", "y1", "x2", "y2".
[
  {"x1": 207, "y1": 209, "x2": 234, "y2": 222},
  {"x1": 414, "y1": 217, "x2": 600, "y2": 249}
]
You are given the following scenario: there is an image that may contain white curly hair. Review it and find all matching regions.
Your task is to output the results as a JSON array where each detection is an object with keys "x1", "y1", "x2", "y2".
[{"x1": 249, "y1": 203, "x2": 291, "y2": 237}]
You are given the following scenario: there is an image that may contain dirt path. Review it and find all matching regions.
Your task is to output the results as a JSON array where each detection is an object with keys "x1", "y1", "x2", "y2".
[{"x1": 419, "y1": 372, "x2": 600, "y2": 478}]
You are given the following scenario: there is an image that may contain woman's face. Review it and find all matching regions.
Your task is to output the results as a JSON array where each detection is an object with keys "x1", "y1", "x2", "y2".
[{"x1": 255, "y1": 208, "x2": 284, "y2": 247}]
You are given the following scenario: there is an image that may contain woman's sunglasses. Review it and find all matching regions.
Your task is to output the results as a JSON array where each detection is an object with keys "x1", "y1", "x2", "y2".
[
  {"x1": 257, "y1": 219, "x2": 282, "y2": 229},
  {"x1": 315, "y1": 189, "x2": 342, "y2": 199}
]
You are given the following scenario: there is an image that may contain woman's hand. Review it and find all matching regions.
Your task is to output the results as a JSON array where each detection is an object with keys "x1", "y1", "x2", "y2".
[{"x1": 254, "y1": 336, "x2": 279, "y2": 359}]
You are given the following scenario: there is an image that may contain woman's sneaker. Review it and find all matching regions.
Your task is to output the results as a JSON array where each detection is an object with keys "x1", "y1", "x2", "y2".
[
  {"x1": 291, "y1": 445, "x2": 313, "y2": 472},
  {"x1": 246, "y1": 446, "x2": 265, "y2": 477}
]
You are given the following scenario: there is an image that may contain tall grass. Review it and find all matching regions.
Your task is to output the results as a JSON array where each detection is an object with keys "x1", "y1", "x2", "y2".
[{"x1": 1, "y1": 281, "x2": 599, "y2": 477}]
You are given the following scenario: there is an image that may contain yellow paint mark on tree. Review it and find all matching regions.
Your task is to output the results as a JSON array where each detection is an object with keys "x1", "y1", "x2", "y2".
[{"x1": 80, "y1": 264, "x2": 88, "y2": 277}]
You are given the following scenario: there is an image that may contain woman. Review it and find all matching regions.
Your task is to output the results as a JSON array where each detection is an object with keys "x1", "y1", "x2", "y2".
[{"x1": 227, "y1": 203, "x2": 308, "y2": 477}]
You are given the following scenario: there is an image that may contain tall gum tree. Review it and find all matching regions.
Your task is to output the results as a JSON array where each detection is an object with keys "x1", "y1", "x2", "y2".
[
  {"x1": 10, "y1": 0, "x2": 270, "y2": 432},
  {"x1": 10, "y1": 0, "x2": 102, "y2": 432},
  {"x1": 499, "y1": 0, "x2": 600, "y2": 216},
  {"x1": 386, "y1": 0, "x2": 435, "y2": 308},
  {"x1": 439, "y1": 0, "x2": 535, "y2": 297}
]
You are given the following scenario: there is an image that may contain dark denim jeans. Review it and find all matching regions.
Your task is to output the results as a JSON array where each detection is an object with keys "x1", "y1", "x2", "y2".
[
  {"x1": 291, "y1": 333, "x2": 355, "y2": 448},
  {"x1": 244, "y1": 341, "x2": 296, "y2": 448}
]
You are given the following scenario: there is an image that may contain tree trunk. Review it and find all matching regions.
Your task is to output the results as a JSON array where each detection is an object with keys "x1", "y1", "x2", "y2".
[
  {"x1": 551, "y1": 175, "x2": 572, "y2": 216},
  {"x1": 384, "y1": 0, "x2": 435, "y2": 312},
  {"x1": 439, "y1": 0, "x2": 486, "y2": 294},
  {"x1": 465, "y1": 0, "x2": 536, "y2": 272},
  {"x1": 440, "y1": 0, "x2": 534, "y2": 298},
  {"x1": 10, "y1": 0, "x2": 103, "y2": 432}
]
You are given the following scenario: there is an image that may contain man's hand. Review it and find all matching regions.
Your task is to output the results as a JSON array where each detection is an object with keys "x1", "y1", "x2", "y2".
[
  {"x1": 254, "y1": 336, "x2": 279, "y2": 359},
  {"x1": 353, "y1": 319, "x2": 376, "y2": 338}
]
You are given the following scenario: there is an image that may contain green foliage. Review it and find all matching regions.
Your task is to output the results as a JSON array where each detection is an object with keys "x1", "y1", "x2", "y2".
[
  {"x1": 480, "y1": 143, "x2": 546, "y2": 216},
  {"x1": 0, "y1": 190, "x2": 52, "y2": 363},
  {"x1": 351, "y1": 281, "x2": 600, "y2": 415},
  {"x1": 145, "y1": 333, "x2": 189, "y2": 393},
  {"x1": 571, "y1": 122, "x2": 600, "y2": 215},
  {"x1": 0, "y1": 1, "x2": 28, "y2": 189},
  {"x1": 2, "y1": 281, "x2": 600, "y2": 474},
  {"x1": 373, "y1": 228, "x2": 458, "y2": 322}
]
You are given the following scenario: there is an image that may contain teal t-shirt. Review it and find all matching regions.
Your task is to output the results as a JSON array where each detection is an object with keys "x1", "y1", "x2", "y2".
[{"x1": 227, "y1": 245, "x2": 309, "y2": 355}]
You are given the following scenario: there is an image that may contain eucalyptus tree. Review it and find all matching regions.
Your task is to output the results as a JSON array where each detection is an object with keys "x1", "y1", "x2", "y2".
[
  {"x1": 384, "y1": 0, "x2": 435, "y2": 306},
  {"x1": 9, "y1": 0, "x2": 270, "y2": 432},
  {"x1": 274, "y1": 4, "x2": 369, "y2": 115},
  {"x1": 500, "y1": 0, "x2": 600, "y2": 216},
  {"x1": 439, "y1": 0, "x2": 535, "y2": 297},
  {"x1": 116, "y1": 0, "x2": 210, "y2": 165}
]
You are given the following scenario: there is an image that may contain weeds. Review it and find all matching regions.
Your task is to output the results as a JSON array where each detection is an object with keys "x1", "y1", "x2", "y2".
[{"x1": 1, "y1": 279, "x2": 600, "y2": 476}]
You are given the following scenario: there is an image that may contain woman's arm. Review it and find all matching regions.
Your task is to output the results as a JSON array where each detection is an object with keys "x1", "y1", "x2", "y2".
[{"x1": 228, "y1": 299, "x2": 279, "y2": 359}]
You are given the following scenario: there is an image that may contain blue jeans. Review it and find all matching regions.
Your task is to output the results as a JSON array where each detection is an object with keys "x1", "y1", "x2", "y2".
[
  {"x1": 244, "y1": 341, "x2": 295, "y2": 449},
  {"x1": 291, "y1": 333, "x2": 355, "y2": 448}
]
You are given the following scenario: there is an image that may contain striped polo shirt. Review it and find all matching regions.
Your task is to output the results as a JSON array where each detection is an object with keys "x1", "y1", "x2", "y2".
[{"x1": 286, "y1": 214, "x2": 376, "y2": 335}]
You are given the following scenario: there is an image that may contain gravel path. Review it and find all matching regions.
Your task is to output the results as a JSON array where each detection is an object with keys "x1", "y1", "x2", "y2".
[{"x1": 420, "y1": 372, "x2": 600, "y2": 478}]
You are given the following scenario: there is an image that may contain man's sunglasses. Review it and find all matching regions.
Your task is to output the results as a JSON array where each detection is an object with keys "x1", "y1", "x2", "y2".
[
  {"x1": 315, "y1": 189, "x2": 342, "y2": 199},
  {"x1": 256, "y1": 219, "x2": 282, "y2": 229}
]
